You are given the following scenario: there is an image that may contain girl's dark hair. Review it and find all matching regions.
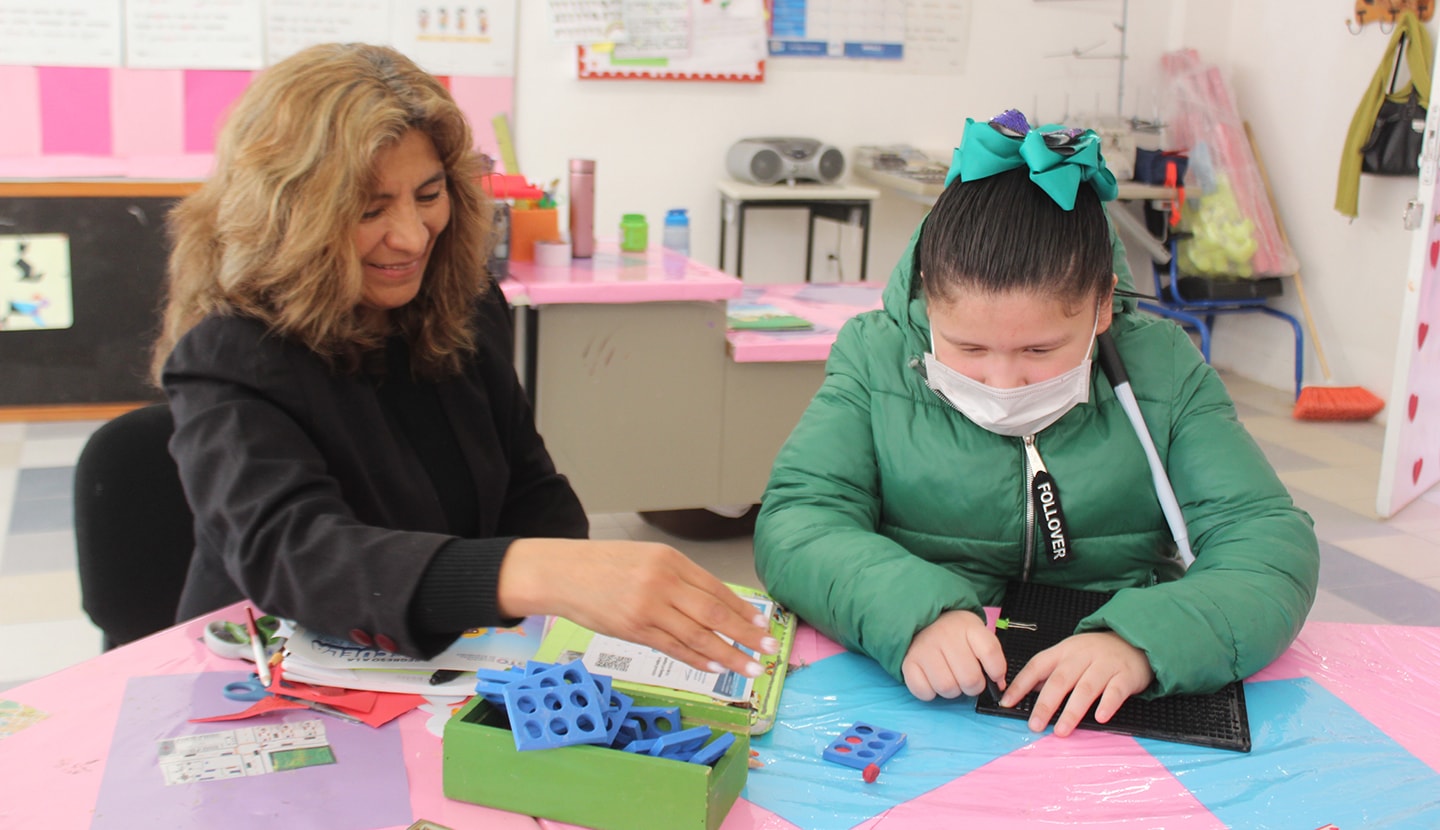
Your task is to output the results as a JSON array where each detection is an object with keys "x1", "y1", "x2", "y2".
[{"x1": 918, "y1": 167, "x2": 1111, "y2": 308}]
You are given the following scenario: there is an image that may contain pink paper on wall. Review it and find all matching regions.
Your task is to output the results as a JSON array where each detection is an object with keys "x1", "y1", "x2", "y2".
[
  {"x1": 113, "y1": 69, "x2": 185, "y2": 158},
  {"x1": 37, "y1": 67, "x2": 112, "y2": 156},
  {"x1": 448, "y1": 75, "x2": 514, "y2": 163},
  {"x1": 0, "y1": 66, "x2": 42, "y2": 157},
  {"x1": 183, "y1": 70, "x2": 255, "y2": 154}
]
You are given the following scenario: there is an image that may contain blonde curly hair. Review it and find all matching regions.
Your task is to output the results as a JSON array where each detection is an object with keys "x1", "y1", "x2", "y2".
[{"x1": 152, "y1": 42, "x2": 493, "y2": 383}]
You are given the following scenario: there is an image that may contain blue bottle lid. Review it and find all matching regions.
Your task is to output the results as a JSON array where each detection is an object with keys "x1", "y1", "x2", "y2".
[{"x1": 665, "y1": 208, "x2": 689, "y2": 226}]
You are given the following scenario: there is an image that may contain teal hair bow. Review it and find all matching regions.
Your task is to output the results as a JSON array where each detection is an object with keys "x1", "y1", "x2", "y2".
[{"x1": 945, "y1": 110, "x2": 1118, "y2": 210}]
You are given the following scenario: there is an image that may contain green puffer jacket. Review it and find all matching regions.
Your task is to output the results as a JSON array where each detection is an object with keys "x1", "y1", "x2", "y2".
[{"x1": 754, "y1": 224, "x2": 1319, "y2": 697}]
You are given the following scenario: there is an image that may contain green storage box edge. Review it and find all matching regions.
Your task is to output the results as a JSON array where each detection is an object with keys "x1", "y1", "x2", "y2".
[{"x1": 443, "y1": 688, "x2": 751, "y2": 830}]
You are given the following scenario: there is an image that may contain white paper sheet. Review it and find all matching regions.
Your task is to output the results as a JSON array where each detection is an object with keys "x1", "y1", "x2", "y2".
[
  {"x1": 389, "y1": 0, "x2": 518, "y2": 76},
  {"x1": 264, "y1": 0, "x2": 391, "y2": 66},
  {"x1": 0, "y1": 0, "x2": 123, "y2": 68},
  {"x1": 125, "y1": 0, "x2": 264, "y2": 70}
]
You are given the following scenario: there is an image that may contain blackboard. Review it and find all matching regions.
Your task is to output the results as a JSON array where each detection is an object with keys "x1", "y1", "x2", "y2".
[{"x1": 0, "y1": 188, "x2": 190, "y2": 407}]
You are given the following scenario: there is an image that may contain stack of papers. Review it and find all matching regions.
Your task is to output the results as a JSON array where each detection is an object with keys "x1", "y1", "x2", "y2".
[{"x1": 279, "y1": 616, "x2": 547, "y2": 697}]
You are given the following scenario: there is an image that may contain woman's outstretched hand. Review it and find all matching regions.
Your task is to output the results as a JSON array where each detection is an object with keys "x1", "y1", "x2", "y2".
[{"x1": 499, "y1": 538, "x2": 778, "y2": 677}]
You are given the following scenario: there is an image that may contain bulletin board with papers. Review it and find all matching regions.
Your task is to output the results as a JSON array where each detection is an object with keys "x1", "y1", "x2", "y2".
[
  {"x1": 0, "y1": 0, "x2": 519, "y2": 178},
  {"x1": 566, "y1": 0, "x2": 767, "y2": 82}
]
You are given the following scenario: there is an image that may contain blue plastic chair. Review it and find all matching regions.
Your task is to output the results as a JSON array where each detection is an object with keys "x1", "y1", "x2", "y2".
[{"x1": 1137, "y1": 235, "x2": 1304, "y2": 401}]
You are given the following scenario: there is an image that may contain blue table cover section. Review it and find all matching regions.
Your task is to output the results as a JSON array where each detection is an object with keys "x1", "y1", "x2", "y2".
[
  {"x1": 1142, "y1": 677, "x2": 1440, "y2": 830},
  {"x1": 742, "y1": 651, "x2": 1040, "y2": 830}
]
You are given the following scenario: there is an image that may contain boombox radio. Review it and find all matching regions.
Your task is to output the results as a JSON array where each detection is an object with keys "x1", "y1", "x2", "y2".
[{"x1": 726, "y1": 137, "x2": 845, "y2": 185}]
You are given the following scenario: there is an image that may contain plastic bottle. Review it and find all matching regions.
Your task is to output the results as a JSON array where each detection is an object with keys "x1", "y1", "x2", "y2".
[
  {"x1": 568, "y1": 159, "x2": 595, "y2": 258},
  {"x1": 662, "y1": 208, "x2": 690, "y2": 257},
  {"x1": 620, "y1": 213, "x2": 648, "y2": 252}
]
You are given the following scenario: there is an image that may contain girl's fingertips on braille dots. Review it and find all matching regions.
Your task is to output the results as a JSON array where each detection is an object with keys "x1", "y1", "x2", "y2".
[
  {"x1": 761, "y1": 637, "x2": 780, "y2": 654},
  {"x1": 707, "y1": 661, "x2": 725, "y2": 673}
]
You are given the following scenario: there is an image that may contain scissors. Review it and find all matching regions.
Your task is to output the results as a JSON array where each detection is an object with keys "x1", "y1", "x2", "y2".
[{"x1": 222, "y1": 673, "x2": 271, "y2": 702}]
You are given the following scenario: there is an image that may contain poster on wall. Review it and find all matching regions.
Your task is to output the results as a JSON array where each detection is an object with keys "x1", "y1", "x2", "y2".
[
  {"x1": 388, "y1": 0, "x2": 518, "y2": 76},
  {"x1": 0, "y1": 234, "x2": 73, "y2": 332},
  {"x1": 264, "y1": 0, "x2": 391, "y2": 65},
  {"x1": 768, "y1": 0, "x2": 905, "y2": 59},
  {"x1": 125, "y1": 0, "x2": 264, "y2": 70},
  {"x1": 0, "y1": 0, "x2": 123, "y2": 68}
]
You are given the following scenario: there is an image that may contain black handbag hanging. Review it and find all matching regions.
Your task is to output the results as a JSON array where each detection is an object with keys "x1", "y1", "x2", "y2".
[{"x1": 1362, "y1": 30, "x2": 1430, "y2": 175}]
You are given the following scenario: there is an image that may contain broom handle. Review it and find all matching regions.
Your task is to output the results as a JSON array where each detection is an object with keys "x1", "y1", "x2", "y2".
[{"x1": 1244, "y1": 122, "x2": 1334, "y2": 382}]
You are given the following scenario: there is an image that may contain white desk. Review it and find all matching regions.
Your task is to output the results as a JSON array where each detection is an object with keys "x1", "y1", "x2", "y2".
[{"x1": 717, "y1": 180, "x2": 881, "y2": 282}]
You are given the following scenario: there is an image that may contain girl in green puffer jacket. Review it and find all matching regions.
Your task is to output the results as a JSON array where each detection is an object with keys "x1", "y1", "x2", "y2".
[{"x1": 754, "y1": 110, "x2": 1318, "y2": 740}]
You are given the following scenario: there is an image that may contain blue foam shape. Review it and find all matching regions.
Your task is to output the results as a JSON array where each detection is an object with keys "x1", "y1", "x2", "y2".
[
  {"x1": 626, "y1": 705, "x2": 682, "y2": 740},
  {"x1": 474, "y1": 667, "x2": 524, "y2": 704},
  {"x1": 621, "y1": 737, "x2": 658, "y2": 754},
  {"x1": 503, "y1": 662, "x2": 608, "y2": 751},
  {"x1": 615, "y1": 717, "x2": 644, "y2": 748},
  {"x1": 688, "y1": 731, "x2": 736, "y2": 767},
  {"x1": 652, "y1": 725, "x2": 712, "y2": 759},
  {"x1": 602, "y1": 689, "x2": 634, "y2": 746},
  {"x1": 822, "y1": 721, "x2": 906, "y2": 770}
]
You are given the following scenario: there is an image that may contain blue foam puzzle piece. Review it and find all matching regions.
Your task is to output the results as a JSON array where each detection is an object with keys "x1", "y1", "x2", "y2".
[
  {"x1": 504, "y1": 662, "x2": 609, "y2": 751},
  {"x1": 652, "y1": 725, "x2": 712, "y2": 759},
  {"x1": 602, "y1": 690, "x2": 634, "y2": 746},
  {"x1": 475, "y1": 667, "x2": 524, "y2": 705},
  {"x1": 822, "y1": 721, "x2": 907, "y2": 771},
  {"x1": 625, "y1": 705, "x2": 682, "y2": 740},
  {"x1": 621, "y1": 737, "x2": 659, "y2": 754},
  {"x1": 687, "y1": 731, "x2": 736, "y2": 767}
]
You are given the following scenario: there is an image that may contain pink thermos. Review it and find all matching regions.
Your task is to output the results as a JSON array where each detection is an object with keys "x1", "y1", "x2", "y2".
[{"x1": 569, "y1": 159, "x2": 596, "y2": 258}]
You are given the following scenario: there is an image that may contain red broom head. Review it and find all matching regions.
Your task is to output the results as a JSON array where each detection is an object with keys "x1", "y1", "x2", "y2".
[{"x1": 1292, "y1": 386, "x2": 1385, "y2": 421}]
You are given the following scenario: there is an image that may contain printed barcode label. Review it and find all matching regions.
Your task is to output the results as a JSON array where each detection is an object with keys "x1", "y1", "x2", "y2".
[{"x1": 594, "y1": 653, "x2": 633, "y2": 672}]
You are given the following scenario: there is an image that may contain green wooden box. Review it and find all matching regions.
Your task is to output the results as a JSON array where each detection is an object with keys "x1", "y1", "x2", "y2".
[{"x1": 442, "y1": 688, "x2": 751, "y2": 830}]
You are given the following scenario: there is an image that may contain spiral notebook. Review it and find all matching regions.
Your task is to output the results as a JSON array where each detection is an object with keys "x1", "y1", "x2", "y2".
[{"x1": 974, "y1": 580, "x2": 1251, "y2": 752}]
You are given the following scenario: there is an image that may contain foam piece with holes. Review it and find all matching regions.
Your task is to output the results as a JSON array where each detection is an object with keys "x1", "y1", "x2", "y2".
[
  {"x1": 601, "y1": 688, "x2": 634, "y2": 746},
  {"x1": 625, "y1": 705, "x2": 682, "y2": 740},
  {"x1": 503, "y1": 661, "x2": 610, "y2": 751},
  {"x1": 821, "y1": 722, "x2": 907, "y2": 771},
  {"x1": 686, "y1": 731, "x2": 735, "y2": 767},
  {"x1": 474, "y1": 667, "x2": 525, "y2": 704}
]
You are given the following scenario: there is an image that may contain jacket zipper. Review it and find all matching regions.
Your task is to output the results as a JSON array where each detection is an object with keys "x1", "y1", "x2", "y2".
[
  {"x1": 1022, "y1": 434, "x2": 1037, "y2": 581},
  {"x1": 1021, "y1": 434, "x2": 1053, "y2": 581}
]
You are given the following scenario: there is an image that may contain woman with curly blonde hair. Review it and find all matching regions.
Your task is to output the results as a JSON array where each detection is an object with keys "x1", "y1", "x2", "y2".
[{"x1": 157, "y1": 43, "x2": 774, "y2": 673}]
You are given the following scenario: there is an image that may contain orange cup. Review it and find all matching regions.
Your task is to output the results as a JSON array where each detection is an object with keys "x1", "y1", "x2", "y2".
[{"x1": 509, "y1": 207, "x2": 560, "y2": 262}]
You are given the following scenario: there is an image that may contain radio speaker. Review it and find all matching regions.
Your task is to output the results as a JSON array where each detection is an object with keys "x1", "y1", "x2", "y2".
[{"x1": 726, "y1": 137, "x2": 845, "y2": 185}]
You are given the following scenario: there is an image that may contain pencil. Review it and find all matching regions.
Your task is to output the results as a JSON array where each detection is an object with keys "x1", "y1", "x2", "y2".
[{"x1": 245, "y1": 607, "x2": 272, "y2": 688}]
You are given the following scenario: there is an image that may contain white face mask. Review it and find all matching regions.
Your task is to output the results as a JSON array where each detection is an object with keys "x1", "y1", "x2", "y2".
[{"x1": 925, "y1": 309, "x2": 1099, "y2": 437}]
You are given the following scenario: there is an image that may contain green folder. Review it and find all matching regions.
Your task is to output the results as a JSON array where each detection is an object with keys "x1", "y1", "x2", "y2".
[{"x1": 726, "y1": 302, "x2": 814, "y2": 331}]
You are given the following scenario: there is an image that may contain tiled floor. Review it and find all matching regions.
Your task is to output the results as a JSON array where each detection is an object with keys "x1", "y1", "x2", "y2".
[{"x1": 3, "y1": 371, "x2": 1440, "y2": 691}]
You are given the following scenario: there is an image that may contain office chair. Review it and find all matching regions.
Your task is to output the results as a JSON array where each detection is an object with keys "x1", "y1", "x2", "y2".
[{"x1": 74, "y1": 403, "x2": 196, "y2": 650}]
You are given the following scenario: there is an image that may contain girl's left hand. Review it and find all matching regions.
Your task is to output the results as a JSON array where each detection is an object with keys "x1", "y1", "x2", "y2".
[{"x1": 998, "y1": 631, "x2": 1152, "y2": 737}]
